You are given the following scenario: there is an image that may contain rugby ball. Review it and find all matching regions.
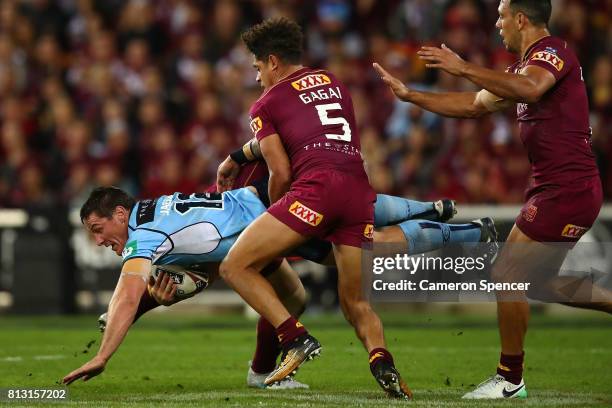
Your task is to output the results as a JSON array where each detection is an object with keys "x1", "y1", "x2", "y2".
[{"x1": 150, "y1": 264, "x2": 210, "y2": 299}]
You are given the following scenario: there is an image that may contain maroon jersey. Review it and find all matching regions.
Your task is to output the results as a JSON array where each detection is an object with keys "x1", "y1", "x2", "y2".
[
  {"x1": 509, "y1": 36, "x2": 599, "y2": 193},
  {"x1": 249, "y1": 67, "x2": 366, "y2": 179}
]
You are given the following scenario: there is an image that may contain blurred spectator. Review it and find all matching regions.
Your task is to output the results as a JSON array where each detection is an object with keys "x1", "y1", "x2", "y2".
[{"x1": 0, "y1": 0, "x2": 607, "y2": 210}]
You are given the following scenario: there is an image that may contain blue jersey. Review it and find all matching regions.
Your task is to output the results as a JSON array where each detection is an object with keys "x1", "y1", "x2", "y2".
[{"x1": 121, "y1": 188, "x2": 266, "y2": 266}]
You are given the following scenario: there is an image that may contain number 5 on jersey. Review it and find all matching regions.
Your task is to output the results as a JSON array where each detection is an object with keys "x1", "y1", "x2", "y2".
[{"x1": 316, "y1": 103, "x2": 352, "y2": 142}]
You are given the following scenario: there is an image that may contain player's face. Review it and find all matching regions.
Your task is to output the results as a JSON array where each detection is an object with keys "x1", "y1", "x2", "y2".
[
  {"x1": 496, "y1": 0, "x2": 520, "y2": 53},
  {"x1": 253, "y1": 56, "x2": 273, "y2": 88},
  {"x1": 84, "y1": 210, "x2": 129, "y2": 256}
]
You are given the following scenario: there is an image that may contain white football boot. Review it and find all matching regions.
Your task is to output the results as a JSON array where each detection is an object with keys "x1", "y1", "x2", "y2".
[
  {"x1": 462, "y1": 374, "x2": 527, "y2": 399},
  {"x1": 247, "y1": 364, "x2": 309, "y2": 389}
]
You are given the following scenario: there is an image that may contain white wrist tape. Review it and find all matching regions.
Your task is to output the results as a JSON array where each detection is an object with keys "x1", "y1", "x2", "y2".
[
  {"x1": 475, "y1": 89, "x2": 513, "y2": 112},
  {"x1": 121, "y1": 271, "x2": 148, "y2": 284}
]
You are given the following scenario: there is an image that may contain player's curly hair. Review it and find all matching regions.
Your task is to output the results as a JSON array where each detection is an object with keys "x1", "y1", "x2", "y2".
[
  {"x1": 241, "y1": 17, "x2": 303, "y2": 64},
  {"x1": 509, "y1": 0, "x2": 552, "y2": 26},
  {"x1": 80, "y1": 186, "x2": 136, "y2": 223}
]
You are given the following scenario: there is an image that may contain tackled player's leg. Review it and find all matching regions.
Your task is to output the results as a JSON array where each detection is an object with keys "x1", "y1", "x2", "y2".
[
  {"x1": 247, "y1": 259, "x2": 310, "y2": 389},
  {"x1": 219, "y1": 212, "x2": 321, "y2": 386}
]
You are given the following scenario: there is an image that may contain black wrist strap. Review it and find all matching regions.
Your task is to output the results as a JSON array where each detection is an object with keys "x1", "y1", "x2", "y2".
[{"x1": 230, "y1": 148, "x2": 249, "y2": 165}]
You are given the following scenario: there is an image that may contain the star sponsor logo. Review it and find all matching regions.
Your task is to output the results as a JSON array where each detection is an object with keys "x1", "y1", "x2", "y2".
[
  {"x1": 545, "y1": 46, "x2": 558, "y2": 54},
  {"x1": 288, "y1": 201, "x2": 323, "y2": 227},
  {"x1": 249, "y1": 116, "x2": 262, "y2": 135},
  {"x1": 561, "y1": 224, "x2": 588, "y2": 239},
  {"x1": 291, "y1": 74, "x2": 331, "y2": 91},
  {"x1": 531, "y1": 51, "x2": 564, "y2": 71}
]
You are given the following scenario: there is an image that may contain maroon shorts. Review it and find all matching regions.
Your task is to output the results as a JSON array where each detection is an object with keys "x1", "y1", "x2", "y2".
[
  {"x1": 267, "y1": 169, "x2": 376, "y2": 248},
  {"x1": 516, "y1": 177, "x2": 603, "y2": 244}
]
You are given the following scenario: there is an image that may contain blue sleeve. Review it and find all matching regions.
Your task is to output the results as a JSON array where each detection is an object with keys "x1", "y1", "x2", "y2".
[{"x1": 121, "y1": 228, "x2": 168, "y2": 264}]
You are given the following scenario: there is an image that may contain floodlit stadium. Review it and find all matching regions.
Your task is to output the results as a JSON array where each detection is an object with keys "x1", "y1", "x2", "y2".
[{"x1": 0, "y1": 1, "x2": 610, "y2": 406}]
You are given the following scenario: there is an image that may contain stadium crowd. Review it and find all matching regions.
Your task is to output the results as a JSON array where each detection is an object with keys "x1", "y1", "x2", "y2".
[{"x1": 0, "y1": 0, "x2": 610, "y2": 210}]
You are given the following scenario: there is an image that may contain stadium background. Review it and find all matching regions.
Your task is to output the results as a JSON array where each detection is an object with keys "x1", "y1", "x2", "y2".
[{"x1": 0, "y1": 0, "x2": 610, "y2": 314}]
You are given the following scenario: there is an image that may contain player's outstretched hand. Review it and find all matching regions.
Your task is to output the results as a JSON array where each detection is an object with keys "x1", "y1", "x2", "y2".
[
  {"x1": 63, "y1": 356, "x2": 106, "y2": 385},
  {"x1": 216, "y1": 156, "x2": 241, "y2": 192},
  {"x1": 417, "y1": 44, "x2": 467, "y2": 76},
  {"x1": 372, "y1": 62, "x2": 411, "y2": 101},
  {"x1": 149, "y1": 271, "x2": 179, "y2": 306}
]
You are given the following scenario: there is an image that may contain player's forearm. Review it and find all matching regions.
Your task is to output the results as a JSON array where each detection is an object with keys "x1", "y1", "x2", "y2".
[
  {"x1": 96, "y1": 296, "x2": 139, "y2": 362},
  {"x1": 405, "y1": 90, "x2": 484, "y2": 118},
  {"x1": 268, "y1": 172, "x2": 292, "y2": 204},
  {"x1": 229, "y1": 138, "x2": 262, "y2": 164},
  {"x1": 461, "y1": 62, "x2": 538, "y2": 103},
  {"x1": 96, "y1": 275, "x2": 145, "y2": 361},
  {"x1": 260, "y1": 134, "x2": 292, "y2": 203}
]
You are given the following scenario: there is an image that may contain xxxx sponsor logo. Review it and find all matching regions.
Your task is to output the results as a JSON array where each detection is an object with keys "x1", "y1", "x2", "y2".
[
  {"x1": 291, "y1": 74, "x2": 331, "y2": 91},
  {"x1": 531, "y1": 51, "x2": 564, "y2": 71},
  {"x1": 249, "y1": 116, "x2": 262, "y2": 135},
  {"x1": 363, "y1": 224, "x2": 374, "y2": 239},
  {"x1": 561, "y1": 224, "x2": 588, "y2": 239},
  {"x1": 289, "y1": 201, "x2": 323, "y2": 226}
]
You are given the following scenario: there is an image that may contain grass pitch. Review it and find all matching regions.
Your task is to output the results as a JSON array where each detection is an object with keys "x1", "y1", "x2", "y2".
[{"x1": 0, "y1": 311, "x2": 610, "y2": 407}]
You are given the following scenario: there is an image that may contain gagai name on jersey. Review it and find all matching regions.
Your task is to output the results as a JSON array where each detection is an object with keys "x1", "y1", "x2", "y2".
[{"x1": 298, "y1": 86, "x2": 342, "y2": 105}]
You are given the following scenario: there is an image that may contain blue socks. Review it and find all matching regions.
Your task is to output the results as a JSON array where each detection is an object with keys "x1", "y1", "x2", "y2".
[
  {"x1": 375, "y1": 194, "x2": 481, "y2": 255},
  {"x1": 398, "y1": 220, "x2": 482, "y2": 255},
  {"x1": 374, "y1": 194, "x2": 439, "y2": 227}
]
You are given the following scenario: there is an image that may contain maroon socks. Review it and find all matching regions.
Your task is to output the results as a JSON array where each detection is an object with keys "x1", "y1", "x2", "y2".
[
  {"x1": 276, "y1": 316, "x2": 307, "y2": 348},
  {"x1": 251, "y1": 317, "x2": 281, "y2": 374},
  {"x1": 497, "y1": 352, "x2": 524, "y2": 385},
  {"x1": 369, "y1": 347, "x2": 394, "y2": 374}
]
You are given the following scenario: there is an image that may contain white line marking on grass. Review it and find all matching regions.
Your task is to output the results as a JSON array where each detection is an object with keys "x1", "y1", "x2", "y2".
[
  {"x1": 0, "y1": 354, "x2": 66, "y2": 362},
  {"x1": 360, "y1": 346, "x2": 612, "y2": 354},
  {"x1": 0, "y1": 356, "x2": 23, "y2": 362},
  {"x1": 28, "y1": 390, "x2": 611, "y2": 407},
  {"x1": 33, "y1": 354, "x2": 66, "y2": 360}
]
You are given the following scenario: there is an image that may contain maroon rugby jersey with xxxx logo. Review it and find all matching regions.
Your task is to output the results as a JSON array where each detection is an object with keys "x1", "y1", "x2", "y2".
[
  {"x1": 248, "y1": 67, "x2": 367, "y2": 180},
  {"x1": 508, "y1": 36, "x2": 599, "y2": 194}
]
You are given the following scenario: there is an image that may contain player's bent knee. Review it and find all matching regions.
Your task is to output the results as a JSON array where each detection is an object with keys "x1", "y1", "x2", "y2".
[
  {"x1": 219, "y1": 258, "x2": 238, "y2": 282},
  {"x1": 373, "y1": 226, "x2": 407, "y2": 244}
]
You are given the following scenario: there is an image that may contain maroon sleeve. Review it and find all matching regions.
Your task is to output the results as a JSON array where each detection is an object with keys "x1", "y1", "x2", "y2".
[
  {"x1": 524, "y1": 43, "x2": 572, "y2": 81},
  {"x1": 249, "y1": 100, "x2": 277, "y2": 142}
]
